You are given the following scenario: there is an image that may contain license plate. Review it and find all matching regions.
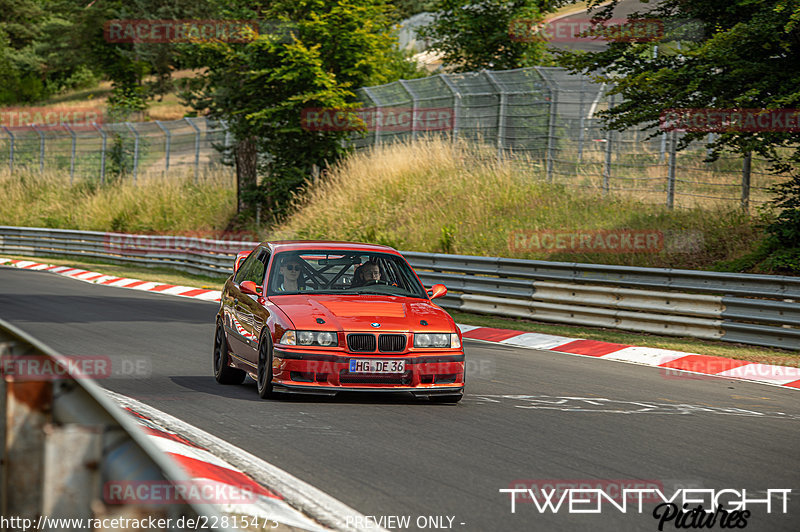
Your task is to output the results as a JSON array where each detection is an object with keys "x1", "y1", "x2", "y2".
[{"x1": 349, "y1": 359, "x2": 405, "y2": 374}]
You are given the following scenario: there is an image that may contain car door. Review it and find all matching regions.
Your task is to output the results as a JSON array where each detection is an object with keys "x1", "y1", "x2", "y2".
[
  {"x1": 227, "y1": 248, "x2": 267, "y2": 364},
  {"x1": 238, "y1": 249, "x2": 271, "y2": 365}
]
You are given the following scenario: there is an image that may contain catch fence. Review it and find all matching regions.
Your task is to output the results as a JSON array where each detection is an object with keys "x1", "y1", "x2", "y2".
[{"x1": 0, "y1": 67, "x2": 785, "y2": 209}]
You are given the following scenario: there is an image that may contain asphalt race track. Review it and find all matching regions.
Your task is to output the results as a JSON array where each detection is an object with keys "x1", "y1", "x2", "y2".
[{"x1": 1, "y1": 267, "x2": 798, "y2": 532}]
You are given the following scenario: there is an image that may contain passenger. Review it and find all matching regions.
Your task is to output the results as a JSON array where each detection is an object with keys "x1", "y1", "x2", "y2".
[{"x1": 277, "y1": 258, "x2": 304, "y2": 292}]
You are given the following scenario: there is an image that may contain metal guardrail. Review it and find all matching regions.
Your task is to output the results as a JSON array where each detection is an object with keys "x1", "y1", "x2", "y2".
[
  {"x1": 1, "y1": 226, "x2": 798, "y2": 350},
  {"x1": 0, "y1": 318, "x2": 224, "y2": 531}
]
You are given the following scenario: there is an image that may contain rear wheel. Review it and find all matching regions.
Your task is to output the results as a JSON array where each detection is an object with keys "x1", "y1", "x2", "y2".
[
  {"x1": 257, "y1": 335, "x2": 275, "y2": 399},
  {"x1": 214, "y1": 322, "x2": 246, "y2": 385}
]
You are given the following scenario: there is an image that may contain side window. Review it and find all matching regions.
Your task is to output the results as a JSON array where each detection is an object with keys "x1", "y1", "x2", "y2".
[
  {"x1": 246, "y1": 250, "x2": 269, "y2": 284},
  {"x1": 234, "y1": 249, "x2": 268, "y2": 285}
]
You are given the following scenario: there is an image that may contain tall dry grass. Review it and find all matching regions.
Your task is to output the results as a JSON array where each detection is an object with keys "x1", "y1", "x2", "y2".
[
  {"x1": 0, "y1": 168, "x2": 236, "y2": 234},
  {"x1": 273, "y1": 138, "x2": 764, "y2": 269}
]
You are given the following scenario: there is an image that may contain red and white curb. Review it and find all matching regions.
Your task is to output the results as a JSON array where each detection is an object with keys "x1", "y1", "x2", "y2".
[
  {"x1": 106, "y1": 390, "x2": 384, "y2": 532},
  {"x1": 457, "y1": 325, "x2": 800, "y2": 390},
  {"x1": 4, "y1": 256, "x2": 797, "y2": 390},
  {"x1": 0, "y1": 258, "x2": 221, "y2": 302}
]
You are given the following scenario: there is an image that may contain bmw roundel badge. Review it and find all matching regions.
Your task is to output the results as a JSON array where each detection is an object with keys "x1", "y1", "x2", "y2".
[{"x1": 371, "y1": 322, "x2": 381, "y2": 328}]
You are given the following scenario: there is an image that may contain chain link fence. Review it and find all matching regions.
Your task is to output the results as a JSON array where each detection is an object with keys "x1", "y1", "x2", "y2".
[
  {"x1": 0, "y1": 117, "x2": 231, "y2": 183},
  {"x1": 0, "y1": 67, "x2": 786, "y2": 209}
]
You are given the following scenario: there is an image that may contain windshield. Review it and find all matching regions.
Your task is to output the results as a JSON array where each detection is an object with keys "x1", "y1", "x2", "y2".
[{"x1": 266, "y1": 250, "x2": 427, "y2": 298}]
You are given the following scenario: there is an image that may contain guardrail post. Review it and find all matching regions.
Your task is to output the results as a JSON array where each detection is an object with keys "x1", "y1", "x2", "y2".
[
  {"x1": 125, "y1": 122, "x2": 140, "y2": 184},
  {"x1": 2, "y1": 126, "x2": 14, "y2": 173},
  {"x1": 93, "y1": 123, "x2": 107, "y2": 185},
  {"x1": 32, "y1": 125, "x2": 45, "y2": 174},
  {"x1": 184, "y1": 117, "x2": 201, "y2": 183},
  {"x1": 667, "y1": 130, "x2": 677, "y2": 209},
  {"x1": 155, "y1": 120, "x2": 171, "y2": 174},
  {"x1": 440, "y1": 74, "x2": 461, "y2": 142},
  {"x1": 741, "y1": 151, "x2": 751, "y2": 213},
  {"x1": 64, "y1": 124, "x2": 77, "y2": 184}
]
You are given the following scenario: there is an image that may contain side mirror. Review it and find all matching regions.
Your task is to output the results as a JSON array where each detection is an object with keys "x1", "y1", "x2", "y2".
[
  {"x1": 240, "y1": 280, "x2": 261, "y2": 296},
  {"x1": 234, "y1": 250, "x2": 251, "y2": 273},
  {"x1": 427, "y1": 284, "x2": 447, "y2": 300}
]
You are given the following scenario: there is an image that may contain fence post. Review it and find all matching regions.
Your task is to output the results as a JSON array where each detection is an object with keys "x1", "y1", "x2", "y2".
[
  {"x1": 2, "y1": 126, "x2": 14, "y2": 173},
  {"x1": 659, "y1": 131, "x2": 667, "y2": 163},
  {"x1": 602, "y1": 94, "x2": 615, "y2": 195},
  {"x1": 399, "y1": 80, "x2": 418, "y2": 141},
  {"x1": 155, "y1": 120, "x2": 171, "y2": 174},
  {"x1": 32, "y1": 125, "x2": 45, "y2": 174},
  {"x1": 93, "y1": 123, "x2": 107, "y2": 185},
  {"x1": 362, "y1": 87, "x2": 381, "y2": 146},
  {"x1": 125, "y1": 122, "x2": 140, "y2": 184},
  {"x1": 184, "y1": 117, "x2": 201, "y2": 183},
  {"x1": 741, "y1": 151, "x2": 752, "y2": 213},
  {"x1": 546, "y1": 88, "x2": 558, "y2": 182},
  {"x1": 64, "y1": 124, "x2": 77, "y2": 184},
  {"x1": 577, "y1": 78, "x2": 586, "y2": 163},
  {"x1": 483, "y1": 71, "x2": 506, "y2": 161},
  {"x1": 666, "y1": 130, "x2": 677, "y2": 209},
  {"x1": 440, "y1": 74, "x2": 461, "y2": 142}
]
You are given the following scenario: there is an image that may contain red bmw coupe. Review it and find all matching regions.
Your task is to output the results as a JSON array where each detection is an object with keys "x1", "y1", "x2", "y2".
[{"x1": 213, "y1": 241, "x2": 465, "y2": 402}]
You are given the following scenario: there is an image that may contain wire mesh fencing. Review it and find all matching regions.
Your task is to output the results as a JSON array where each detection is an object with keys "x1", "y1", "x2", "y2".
[{"x1": 0, "y1": 67, "x2": 788, "y2": 209}]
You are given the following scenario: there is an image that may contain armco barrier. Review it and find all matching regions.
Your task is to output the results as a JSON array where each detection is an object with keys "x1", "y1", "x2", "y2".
[
  {"x1": 1, "y1": 226, "x2": 798, "y2": 350},
  {"x1": 0, "y1": 319, "x2": 225, "y2": 530}
]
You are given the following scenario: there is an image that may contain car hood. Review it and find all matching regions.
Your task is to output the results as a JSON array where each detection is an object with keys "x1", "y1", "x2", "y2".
[{"x1": 268, "y1": 294, "x2": 456, "y2": 333}]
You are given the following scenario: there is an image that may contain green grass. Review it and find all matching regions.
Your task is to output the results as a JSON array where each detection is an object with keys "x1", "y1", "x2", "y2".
[{"x1": 271, "y1": 138, "x2": 771, "y2": 272}]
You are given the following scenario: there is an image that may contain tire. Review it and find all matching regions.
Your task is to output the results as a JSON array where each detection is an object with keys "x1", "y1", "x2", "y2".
[
  {"x1": 430, "y1": 393, "x2": 463, "y2": 404},
  {"x1": 214, "y1": 322, "x2": 246, "y2": 385},
  {"x1": 256, "y1": 334, "x2": 275, "y2": 399}
]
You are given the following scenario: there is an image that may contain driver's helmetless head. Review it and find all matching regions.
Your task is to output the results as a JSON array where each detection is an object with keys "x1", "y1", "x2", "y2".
[
  {"x1": 362, "y1": 263, "x2": 380, "y2": 281},
  {"x1": 280, "y1": 259, "x2": 301, "y2": 279}
]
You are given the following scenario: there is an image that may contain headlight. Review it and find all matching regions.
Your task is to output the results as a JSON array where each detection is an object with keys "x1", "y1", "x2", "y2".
[
  {"x1": 279, "y1": 330, "x2": 338, "y2": 347},
  {"x1": 414, "y1": 333, "x2": 460, "y2": 349}
]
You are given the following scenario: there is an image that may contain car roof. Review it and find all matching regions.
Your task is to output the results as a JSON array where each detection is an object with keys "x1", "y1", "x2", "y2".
[{"x1": 263, "y1": 241, "x2": 402, "y2": 255}]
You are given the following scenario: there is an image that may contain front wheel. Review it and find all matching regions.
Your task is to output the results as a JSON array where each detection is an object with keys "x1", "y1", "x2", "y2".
[
  {"x1": 256, "y1": 335, "x2": 275, "y2": 399},
  {"x1": 214, "y1": 322, "x2": 246, "y2": 385}
]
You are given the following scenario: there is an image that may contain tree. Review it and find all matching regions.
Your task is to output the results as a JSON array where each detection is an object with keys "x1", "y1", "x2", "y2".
[
  {"x1": 181, "y1": 0, "x2": 421, "y2": 221},
  {"x1": 557, "y1": 0, "x2": 800, "y2": 272},
  {"x1": 417, "y1": 0, "x2": 561, "y2": 72}
]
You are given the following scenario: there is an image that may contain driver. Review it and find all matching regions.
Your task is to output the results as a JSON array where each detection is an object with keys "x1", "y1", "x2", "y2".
[{"x1": 352, "y1": 260, "x2": 381, "y2": 287}]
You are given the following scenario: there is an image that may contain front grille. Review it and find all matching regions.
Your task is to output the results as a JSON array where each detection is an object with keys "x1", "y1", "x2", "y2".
[
  {"x1": 347, "y1": 333, "x2": 376, "y2": 352},
  {"x1": 434, "y1": 373, "x2": 458, "y2": 384},
  {"x1": 339, "y1": 370, "x2": 412, "y2": 385},
  {"x1": 378, "y1": 334, "x2": 406, "y2": 352}
]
